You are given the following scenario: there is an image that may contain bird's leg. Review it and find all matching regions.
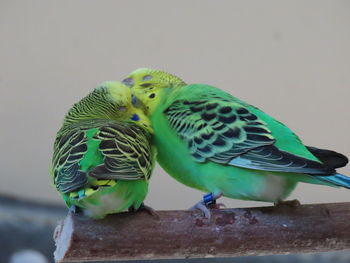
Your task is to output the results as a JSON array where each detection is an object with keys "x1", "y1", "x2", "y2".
[
  {"x1": 190, "y1": 192, "x2": 223, "y2": 219},
  {"x1": 274, "y1": 199, "x2": 301, "y2": 207}
]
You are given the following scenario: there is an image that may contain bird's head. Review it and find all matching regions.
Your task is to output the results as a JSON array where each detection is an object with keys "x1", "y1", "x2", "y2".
[
  {"x1": 64, "y1": 81, "x2": 152, "y2": 132},
  {"x1": 122, "y1": 68, "x2": 186, "y2": 114}
]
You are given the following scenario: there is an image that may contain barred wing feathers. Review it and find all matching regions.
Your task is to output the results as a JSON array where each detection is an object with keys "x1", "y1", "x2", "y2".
[
  {"x1": 164, "y1": 85, "x2": 334, "y2": 175},
  {"x1": 52, "y1": 120, "x2": 153, "y2": 194}
]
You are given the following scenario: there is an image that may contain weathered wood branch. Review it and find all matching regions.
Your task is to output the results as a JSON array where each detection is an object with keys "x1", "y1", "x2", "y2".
[{"x1": 54, "y1": 202, "x2": 350, "y2": 262}]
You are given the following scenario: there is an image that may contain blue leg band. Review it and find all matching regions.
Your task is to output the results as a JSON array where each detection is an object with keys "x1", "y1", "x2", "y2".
[{"x1": 203, "y1": 193, "x2": 216, "y2": 206}]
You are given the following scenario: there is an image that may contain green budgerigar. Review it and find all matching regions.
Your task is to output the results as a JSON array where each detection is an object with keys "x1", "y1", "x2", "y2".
[
  {"x1": 123, "y1": 68, "x2": 349, "y2": 217},
  {"x1": 51, "y1": 81, "x2": 155, "y2": 219}
]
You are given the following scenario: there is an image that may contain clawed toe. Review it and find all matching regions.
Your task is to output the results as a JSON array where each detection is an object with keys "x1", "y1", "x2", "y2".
[
  {"x1": 189, "y1": 192, "x2": 224, "y2": 219},
  {"x1": 139, "y1": 203, "x2": 157, "y2": 216},
  {"x1": 189, "y1": 201, "x2": 211, "y2": 219},
  {"x1": 69, "y1": 205, "x2": 80, "y2": 214},
  {"x1": 131, "y1": 203, "x2": 159, "y2": 218}
]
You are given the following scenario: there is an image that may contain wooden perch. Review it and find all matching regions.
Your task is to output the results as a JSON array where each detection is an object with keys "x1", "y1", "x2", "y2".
[{"x1": 54, "y1": 202, "x2": 350, "y2": 262}]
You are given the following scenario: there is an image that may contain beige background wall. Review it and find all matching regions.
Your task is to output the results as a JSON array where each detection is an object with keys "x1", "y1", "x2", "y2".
[{"x1": 0, "y1": 0, "x2": 349, "y2": 210}]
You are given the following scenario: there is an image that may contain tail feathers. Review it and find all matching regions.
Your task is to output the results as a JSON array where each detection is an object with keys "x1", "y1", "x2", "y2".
[
  {"x1": 316, "y1": 173, "x2": 350, "y2": 189},
  {"x1": 307, "y1": 146, "x2": 349, "y2": 169}
]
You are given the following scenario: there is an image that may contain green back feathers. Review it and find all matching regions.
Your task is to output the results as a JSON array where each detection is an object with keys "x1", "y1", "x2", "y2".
[
  {"x1": 163, "y1": 84, "x2": 333, "y2": 174},
  {"x1": 126, "y1": 69, "x2": 334, "y2": 175},
  {"x1": 125, "y1": 68, "x2": 320, "y2": 162},
  {"x1": 164, "y1": 85, "x2": 275, "y2": 163},
  {"x1": 79, "y1": 128, "x2": 104, "y2": 173},
  {"x1": 167, "y1": 84, "x2": 318, "y2": 161}
]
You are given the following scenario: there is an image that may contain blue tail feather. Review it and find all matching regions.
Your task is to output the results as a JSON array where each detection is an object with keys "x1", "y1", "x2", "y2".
[{"x1": 316, "y1": 173, "x2": 350, "y2": 189}]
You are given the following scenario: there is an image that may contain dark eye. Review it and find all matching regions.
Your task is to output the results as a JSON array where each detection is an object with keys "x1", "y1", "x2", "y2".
[
  {"x1": 140, "y1": 83, "x2": 152, "y2": 88},
  {"x1": 143, "y1": 75, "x2": 152, "y2": 81},
  {"x1": 149, "y1": 93, "x2": 156, "y2": 99}
]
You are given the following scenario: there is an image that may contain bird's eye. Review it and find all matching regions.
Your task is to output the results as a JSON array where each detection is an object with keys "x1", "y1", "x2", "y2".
[
  {"x1": 143, "y1": 75, "x2": 152, "y2": 81},
  {"x1": 122, "y1": 78, "x2": 134, "y2": 87},
  {"x1": 140, "y1": 83, "x2": 152, "y2": 88}
]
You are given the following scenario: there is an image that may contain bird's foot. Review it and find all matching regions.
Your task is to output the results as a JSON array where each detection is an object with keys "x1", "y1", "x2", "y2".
[
  {"x1": 189, "y1": 192, "x2": 223, "y2": 219},
  {"x1": 190, "y1": 201, "x2": 211, "y2": 219},
  {"x1": 139, "y1": 203, "x2": 158, "y2": 216},
  {"x1": 69, "y1": 205, "x2": 81, "y2": 214},
  {"x1": 274, "y1": 199, "x2": 301, "y2": 207},
  {"x1": 129, "y1": 203, "x2": 159, "y2": 218}
]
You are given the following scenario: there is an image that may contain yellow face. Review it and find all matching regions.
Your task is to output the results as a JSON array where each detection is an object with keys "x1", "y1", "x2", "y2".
[
  {"x1": 105, "y1": 81, "x2": 133, "y2": 108},
  {"x1": 122, "y1": 68, "x2": 185, "y2": 115},
  {"x1": 104, "y1": 81, "x2": 153, "y2": 132}
]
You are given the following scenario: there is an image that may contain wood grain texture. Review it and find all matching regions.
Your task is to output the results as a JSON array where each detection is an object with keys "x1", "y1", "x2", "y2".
[{"x1": 54, "y1": 202, "x2": 350, "y2": 262}]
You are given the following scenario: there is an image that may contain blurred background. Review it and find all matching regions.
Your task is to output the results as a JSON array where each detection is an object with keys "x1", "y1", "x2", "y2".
[{"x1": 0, "y1": 0, "x2": 349, "y2": 262}]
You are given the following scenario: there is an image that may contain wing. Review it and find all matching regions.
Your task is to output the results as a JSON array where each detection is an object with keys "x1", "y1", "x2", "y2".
[
  {"x1": 164, "y1": 85, "x2": 334, "y2": 175},
  {"x1": 88, "y1": 122, "x2": 154, "y2": 181},
  {"x1": 164, "y1": 96, "x2": 275, "y2": 163},
  {"x1": 52, "y1": 120, "x2": 153, "y2": 194},
  {"x1": 52, "y1": 126, "x2": 88, "y2": 193},
  {"x1": 230, "y1": 145, "x2": 334, "y2": 174}
]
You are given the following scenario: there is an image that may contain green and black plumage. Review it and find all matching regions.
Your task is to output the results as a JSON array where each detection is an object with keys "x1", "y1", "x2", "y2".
[
  {"x1": 124, "y1": 68, "x2": 349, "y2": 216},
  {"x1": 51, "y1": 82, "x2": 155, "y2": 219}
]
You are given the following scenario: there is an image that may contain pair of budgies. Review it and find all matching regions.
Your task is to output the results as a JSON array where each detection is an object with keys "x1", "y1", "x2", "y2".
[{"x1": 51, "y1": 69, "x2": 349, "y2": 219}]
